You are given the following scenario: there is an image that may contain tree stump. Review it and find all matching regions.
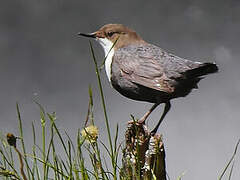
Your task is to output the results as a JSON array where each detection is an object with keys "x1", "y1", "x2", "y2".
[{"x1": 120, "y1": 122, "x2": 166, "y2": 180}]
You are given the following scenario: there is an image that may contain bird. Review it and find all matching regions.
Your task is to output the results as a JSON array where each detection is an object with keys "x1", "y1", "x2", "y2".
[{"x1": 79, "y1": 24, "x2": 218, "y2": 135}]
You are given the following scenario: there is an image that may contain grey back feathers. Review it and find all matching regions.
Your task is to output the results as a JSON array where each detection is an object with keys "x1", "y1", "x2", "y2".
[{"x1": 112, "y1": 43, "x2": 218, "y2": 101}]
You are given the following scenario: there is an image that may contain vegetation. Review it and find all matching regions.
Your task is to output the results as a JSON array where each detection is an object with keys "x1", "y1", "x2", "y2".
[{"x1": 0, "y1": 42, "x2": 239, "y2": 180}]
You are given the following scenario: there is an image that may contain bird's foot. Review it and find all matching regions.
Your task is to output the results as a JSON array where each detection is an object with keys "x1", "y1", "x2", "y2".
[{"x1": 127, "y1": 117, "x2": 146, "y2": 126}]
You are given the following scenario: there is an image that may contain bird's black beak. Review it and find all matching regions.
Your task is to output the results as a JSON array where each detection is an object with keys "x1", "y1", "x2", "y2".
[{"x1": 78, "y1": 32, "x2": 96, "y2": 38}]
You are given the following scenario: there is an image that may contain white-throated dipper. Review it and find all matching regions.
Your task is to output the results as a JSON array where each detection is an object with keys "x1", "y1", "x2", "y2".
[{"x1": 79, "y1": 24, "x2": 218, "y2": 134}]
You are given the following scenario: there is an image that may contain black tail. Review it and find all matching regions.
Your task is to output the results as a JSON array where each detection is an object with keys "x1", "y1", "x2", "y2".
[{"x1": 185, "y1": 62, "x2": 218, "y2": 78}]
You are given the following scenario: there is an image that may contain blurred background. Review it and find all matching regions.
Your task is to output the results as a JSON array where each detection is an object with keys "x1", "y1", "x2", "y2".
[{"x1": 0, "y1": 0, "x2": 239, "y2": 179}]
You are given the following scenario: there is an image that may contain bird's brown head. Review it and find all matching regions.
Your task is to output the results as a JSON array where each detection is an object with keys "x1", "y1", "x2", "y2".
[{"x1": 79, "y1": 24, "x2": 146, "y2": 53}]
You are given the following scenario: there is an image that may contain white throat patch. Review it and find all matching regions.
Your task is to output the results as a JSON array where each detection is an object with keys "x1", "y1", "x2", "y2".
[{"x1": 96, "y1": 38, "x2": 114, "y2": 82}]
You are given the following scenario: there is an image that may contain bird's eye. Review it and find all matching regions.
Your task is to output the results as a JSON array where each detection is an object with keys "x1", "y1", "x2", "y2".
[{"x1": 107, "y1": 31, "x2": 115, "y2": 37}]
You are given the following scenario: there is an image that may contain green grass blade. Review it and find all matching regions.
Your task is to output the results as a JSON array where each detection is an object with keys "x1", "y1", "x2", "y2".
[
  {"x1": 85, "y1": 85, "x2": 94, "y2": 127},
  {"x1": 16, "y1": 103, "x2": 32, "y2": 179},
  {"x1": 88, "y1": 85, "x2": 94, "y2": 126},
  {"x1": 47, "y1": 113, "x2": 69, "y2": 157},
  {"x1": 60, "y1": 158, "x2": 68, "y2": 177},
  {"x1": 32, "y1": 122, "x2": 40, "y2": 180},
  {"x1": 114, "y1": 123, "x2": 119, "y2": 167},
  {"x1": 99, "y1": 37, "x2": 119, "y2": 69},
  {"x1": 52, "y1": 141, "x2": 60, "y2": 180},
  {"x1": 68, "y1": 141, "x2": 73, "y2": 179},
  {"x1": 228, "y1": 160, "x2": 235, "y2": 180},
  {"x1": 45, "y1": 125, "x2": 56, "y2": 180},
  {"x1": 0, "y1": 148, "x2": 19, "y2": 177},
  {"x1": 9, "y1": 146, "x2": 14, "y2": 168},
  {"x1": 33, "y1": 101, "x2": 48, "y2": 179},
  {"x1": 89, "y1": 41, "x2": 117, "y2": 179},
  {"x1": 65, "y1": 131, "x2": 76, "y2": 155},
  {"x1": 89, "y1": 41, "x2": 113, "y2": 150},
  {"x1": 77, "y1": 130, "x2": 89, "y2": 180},
  {"x1": 27, "y1": 154, "x2": 68, "y2": 178},
  {"x1": 39, "y1": 105, "x2": 47, "y2": 179},
  {"x1": 218, "y1": 139, "x2": 240, "y2": 180}
]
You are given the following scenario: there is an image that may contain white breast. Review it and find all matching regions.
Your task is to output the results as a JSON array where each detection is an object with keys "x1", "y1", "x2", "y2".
[{"x1": 96, "y1": 38, "x2": 114, "y2": 82}]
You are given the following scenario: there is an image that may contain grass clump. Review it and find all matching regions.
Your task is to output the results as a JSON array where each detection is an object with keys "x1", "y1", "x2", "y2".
[{"x1": 0, "y1": 101, "x2": 118, "y2": 179}]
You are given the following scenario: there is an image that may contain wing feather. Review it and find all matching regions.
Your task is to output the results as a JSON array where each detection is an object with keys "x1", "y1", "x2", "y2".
[{"x1": 113, "y1": 45, "x2": 176, "y2": 93}]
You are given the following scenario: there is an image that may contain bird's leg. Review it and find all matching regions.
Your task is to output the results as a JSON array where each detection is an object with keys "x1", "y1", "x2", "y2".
[
  {"x1": 151, "y1": 101, "x2": 171, "y2": 135},
  {"x1": 137, "y1": 103, "x2": 159, "y2": 124}
]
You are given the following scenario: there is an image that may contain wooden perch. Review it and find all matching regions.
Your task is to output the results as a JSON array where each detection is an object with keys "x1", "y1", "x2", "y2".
[{"x1": 120, "y1": 122, "x2": 166, "y2": 180}]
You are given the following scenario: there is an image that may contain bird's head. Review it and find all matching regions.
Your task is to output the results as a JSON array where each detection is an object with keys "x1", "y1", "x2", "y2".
[{"x1": 79, "y1": 24, "x2": 146, "y2": 54}]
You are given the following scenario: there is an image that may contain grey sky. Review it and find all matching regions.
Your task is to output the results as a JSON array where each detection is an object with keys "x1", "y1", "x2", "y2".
[{"x1": 0, "y1": 0, "x2": 239, "y2": 179}]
